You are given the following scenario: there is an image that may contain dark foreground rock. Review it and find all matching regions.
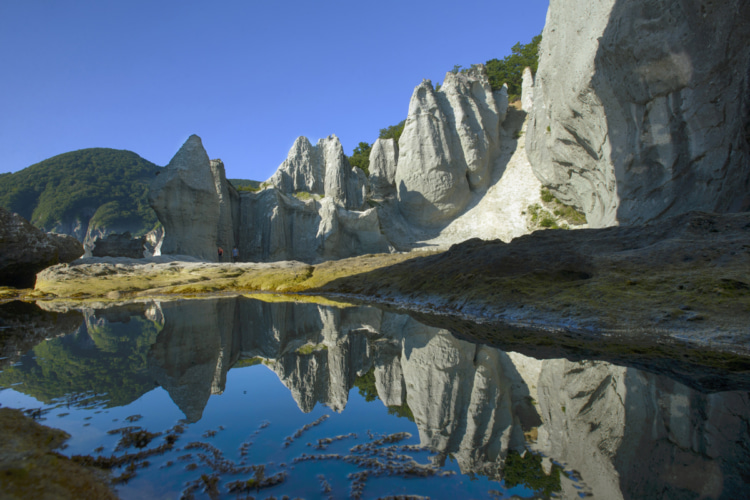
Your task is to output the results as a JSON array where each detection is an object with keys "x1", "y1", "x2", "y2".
[
  {"x1": 0, "y1": 208, "x2": 84, "y2": 288},
  {"x1": 0, "y1": 408, "x2": 117, "y2": 499}
]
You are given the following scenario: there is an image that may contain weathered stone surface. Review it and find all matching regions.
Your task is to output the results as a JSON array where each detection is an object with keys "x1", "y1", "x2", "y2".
[
  {"x1": 396, "y1": 65, "x2": 506, "y2": 227},
  {"x1": 239, "y1": 189, "x2": 322, "y2": 263},
  {"x1": 268, "y1": 135, "x2": 366, "y2": 210},
  {"x1": 0, "y1": 207, "x2": 84, "y2": 288},
  {"x1": 238, "y1": 190, "x2": 391, "y2": 263},
  {"x1": 149, "y1": 135, "x2": 238, "y2": 261},
  {"x1": 368, "y1": 138, "x2": 399, "y2": 197},
  {"x1": 210, "y1": 159, "x2": 240, "y2": 256},
  {"x1": 527, "y1": 0, "x2": 750, "y2": 227},
  {"x1": 91, "y1": 231, "x2": 145, "y2": 258}
]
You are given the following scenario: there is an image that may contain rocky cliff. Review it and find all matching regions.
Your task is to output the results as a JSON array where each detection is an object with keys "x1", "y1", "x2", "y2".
[
  {"x1": 269, "y1": 135, "x2": 367, "y2": 210},
  {"x1": 149, "y1": 135, "x2": 239, "y2": 261},
  {"x1": 149, "y1": 0, "x2": 749, "y2": 262},
  {"x1": 395, "y1": 66, "x2": 507, "y2": 227},
  {"x1": 0, "y1": 207, "x2": 84, "y2": 288},
  {"x1": 148, "y1": 66, "x2": 546, "y2": 261},
  {"x1": 527, "y1": 0, "x2": 750, "y2": 227}
]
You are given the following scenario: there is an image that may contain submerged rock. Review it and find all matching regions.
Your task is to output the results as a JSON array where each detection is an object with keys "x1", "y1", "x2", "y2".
[
  {"x1": 0, "y1": 408, "x2": 117, "y2": 499},
  {"x1": 0, "y1": 207, "x2": 84, "y2": 288}
]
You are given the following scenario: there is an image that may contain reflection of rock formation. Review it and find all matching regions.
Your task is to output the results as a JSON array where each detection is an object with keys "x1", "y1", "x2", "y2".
[
  {"x1": 380, "y1": 315, "x2": 538, "y2": 478},
  {"x1": 0, "y1": 303, "x2": 160, "y2": 408},
  {"x1": 530, "y1": 359, "x2": 750, "y2": 499},
  {"x1": 147, "y1": 299, "x2": 240, "y2": 422},
  {"x1": 67, "y1": 297, "x2": 747, "y2": 496},
  {"x1": 0, "y1": 301, "x2": 83, "y2": 368}
]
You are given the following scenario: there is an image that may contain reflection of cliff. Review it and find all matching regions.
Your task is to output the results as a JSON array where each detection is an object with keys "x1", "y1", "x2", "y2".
[
  {"x1": 147, "y1": 299, "x2": 240, "y2": 422},
  {"x1": 9, "y1": 297, "x2": 744, "y2": 496},
  {"x1": 0, "y1": 303, "x2": 161, "y2": 408},
  {"x1": 0, "y1": 300, "x2": 82, "y2": 368},
  {"x1": 145, "y1": 297, "x2": 750, "y2": 497},
  {"x1": 530, "y1": 359, "x2": 750, "y2": 499}
]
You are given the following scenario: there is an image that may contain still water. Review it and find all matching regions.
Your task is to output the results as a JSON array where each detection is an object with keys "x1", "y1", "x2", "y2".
[{"x1": 0, "y1": 296, "x2": 748, "y2": 499}]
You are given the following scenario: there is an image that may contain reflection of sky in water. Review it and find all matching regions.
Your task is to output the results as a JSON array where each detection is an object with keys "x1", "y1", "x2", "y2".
[
  {"x1": 1, "y1": 297, "x2": 749, "y2": 499},
  {"x1": 0, "y1": 364, "x2": 543, "y2": 499}
]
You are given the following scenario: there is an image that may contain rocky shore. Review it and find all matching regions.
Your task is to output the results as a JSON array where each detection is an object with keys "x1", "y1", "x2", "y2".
[{"x1": 4, "y1": 211, "x2": 743, "y2": 375}]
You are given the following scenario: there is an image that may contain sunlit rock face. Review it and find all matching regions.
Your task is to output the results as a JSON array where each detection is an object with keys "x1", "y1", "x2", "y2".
[
  {"x1": 395, "y1": 65, "x2": 507, "y2": 227},
  {"x1": 268, "y1": 135, "x2": 367, "y2": 211},
  {"x1": 527, "y1": 0, "x2": 750, "y2": 227},
  {"x1": 149, "y1": 135, "x2": 239, "y2": 261}
]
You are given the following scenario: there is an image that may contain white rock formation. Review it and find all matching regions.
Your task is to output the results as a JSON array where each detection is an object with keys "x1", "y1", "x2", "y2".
[
  {"x1": 149, "y1": 135, "x2": 238, "y2": 261},
  {"x1": 423, "y1": 113, "x2": 544, "y2": 246},
  {"x1": 527, "y1": 0, "x2": 750, "y2": 227},
  {"x1": 395, "y1": 65, "x2": 507, "y2": 227},
  {"x1": 268, "y1": 135, "x2": 366, "y2": 210},
  {"x1": 368, "y1": 138, "x2": 399, "y2": 197},
  {"x1": 237, "y1": 189, "x2": 391, "y2": 263}
]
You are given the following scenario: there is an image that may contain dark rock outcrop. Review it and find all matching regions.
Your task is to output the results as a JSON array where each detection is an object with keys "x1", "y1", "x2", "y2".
[
  {"x1": 91, "y1": 231, "x2": 146, "y2": 258},
  {"x1": 0, "y1": 207, "x2": 84, "y2": 288}
]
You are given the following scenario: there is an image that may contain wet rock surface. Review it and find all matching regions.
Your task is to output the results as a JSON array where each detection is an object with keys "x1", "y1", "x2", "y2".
[{"x1": 0, "y1": 408, "x2": 117, "y2": 499}]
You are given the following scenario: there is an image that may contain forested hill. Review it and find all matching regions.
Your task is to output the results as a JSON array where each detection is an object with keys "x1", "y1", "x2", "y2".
[{"x1": 0, "y1": 148, "x2": 162, "y2": 239}]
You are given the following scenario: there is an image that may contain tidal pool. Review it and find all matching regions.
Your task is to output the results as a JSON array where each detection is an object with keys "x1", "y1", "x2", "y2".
[{"x1": 0, "y1": 296, "x2": 748, "y2": 499}]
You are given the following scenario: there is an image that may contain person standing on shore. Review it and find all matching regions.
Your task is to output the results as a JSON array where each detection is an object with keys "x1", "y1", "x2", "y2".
[
  {"x1": 218, "y1": 247, "x2": 224, "y2": 262},
  {"x1": 232, "y1": 247, "x2": 239, "y2": 262}
]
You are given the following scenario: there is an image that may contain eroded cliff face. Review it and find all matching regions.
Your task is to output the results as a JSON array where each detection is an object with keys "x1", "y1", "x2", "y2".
[
  {"x1": 149, "y1": 135, "x2": 239, "y2": 261},
  {"x1": 268, "y1": 135, "x2": 366, "y2": 210},
  {"x1": 527, "y1": 0, "x2": 750, "y2": 227},
  {"x1": 395, "y1": 66, "x2": 507, "y2": 227},
  {"x1": 237, "y1": 189, "x2": 391, "y2": 263}
]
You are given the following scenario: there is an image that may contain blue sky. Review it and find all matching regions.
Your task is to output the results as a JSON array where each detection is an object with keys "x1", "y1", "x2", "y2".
[{"x1": 0, "y1": 0, "x2": 549, "y2": 181}]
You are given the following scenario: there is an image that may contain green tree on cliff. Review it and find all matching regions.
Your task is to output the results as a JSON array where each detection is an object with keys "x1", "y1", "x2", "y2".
[
  {"x1": 485, "y1": 33, "x2": 542, "y2": 100},
  {"x1": 348, "y1": 141, "x2": 372, "y2": 176}
]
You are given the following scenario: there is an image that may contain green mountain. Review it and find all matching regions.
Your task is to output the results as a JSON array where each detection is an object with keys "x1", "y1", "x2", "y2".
[{"x1": 0, "y1": 148, "x2": 162, "y2": 240}]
